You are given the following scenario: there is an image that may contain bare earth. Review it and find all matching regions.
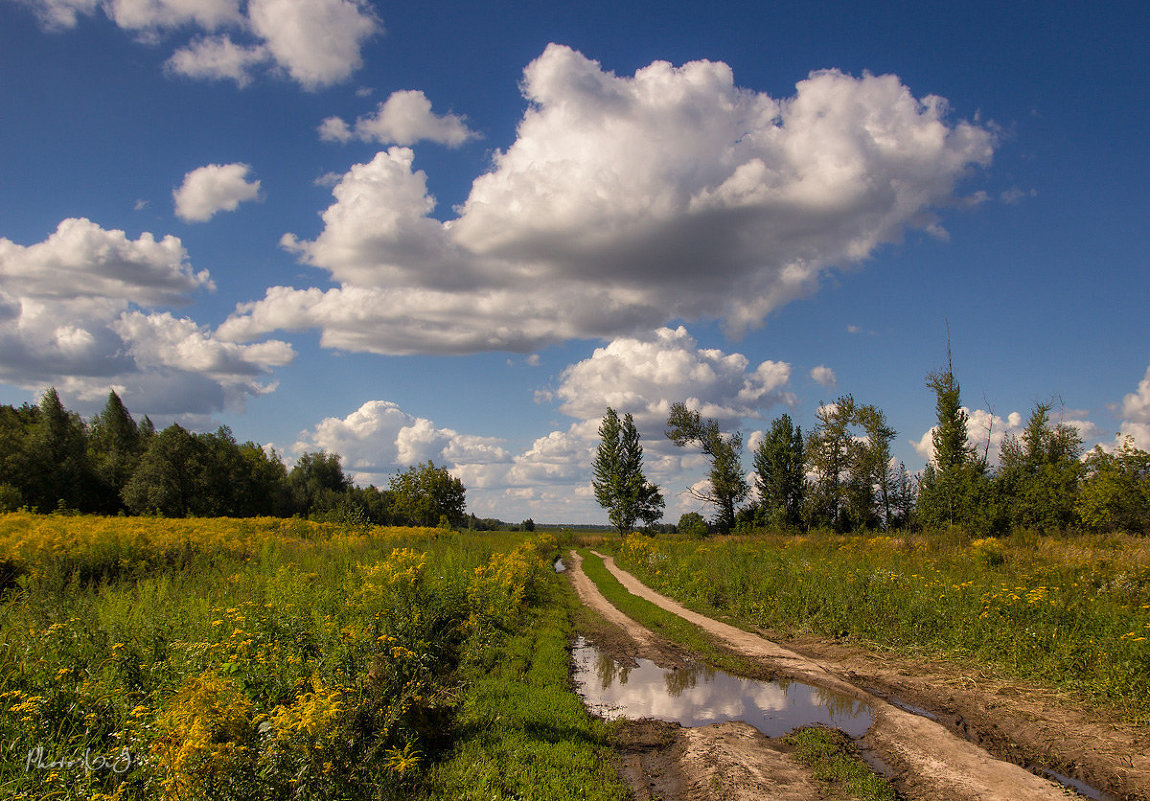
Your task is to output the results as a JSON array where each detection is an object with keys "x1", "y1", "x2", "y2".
[{"x1": 568, "y1": 550, "x2": 1150, "y2": 801}]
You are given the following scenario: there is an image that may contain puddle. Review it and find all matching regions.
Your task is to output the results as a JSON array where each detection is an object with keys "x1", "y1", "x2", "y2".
[
  {"x1": 1040, "y1": 768, "x2": 1117, "y2": 801},
  {"x1": 553, "y1": 557, "x2": 567, "y2": 573},
  {"x1": 572, "y1": 637, "x2": 873, "y2": 738}
]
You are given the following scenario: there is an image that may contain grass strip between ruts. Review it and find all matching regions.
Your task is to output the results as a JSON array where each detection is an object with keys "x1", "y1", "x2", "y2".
[{"x1": 576, "y1": 547, "x2": 762, "y2": 676}]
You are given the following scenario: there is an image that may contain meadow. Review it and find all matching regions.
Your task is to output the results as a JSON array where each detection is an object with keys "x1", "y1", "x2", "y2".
[
  {"x1": 0, "y1": 513, "x2": 626, "y2": 800},
  {"x1": 608, "y1": 529, "x2": 1150, "y2": 723}
]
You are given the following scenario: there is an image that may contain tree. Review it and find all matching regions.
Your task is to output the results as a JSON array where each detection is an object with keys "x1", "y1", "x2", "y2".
[
  {"x1": 805, "y1": 396, "x2": 856, "y2": 531},
  {"x1": 916, "y1": 347, "x2": 988, "y2": 529},
  {"x1": 389, "y1": 461, "x2": 466, "y2": 528},
  {"x1": 122, "y1": 424, "x2": 203, "y2": 517},
  {"x1": 28, "y1": 387, "x2": 90, "y2": 511},
  {"x1": 665, "y1": 402, "x2": 747, "y2": 533},
  {"x1": 806, "y1": 396, "x2": 898, "y2": 531},
  {"x1": 287, "y1": 451, "x2": 351, "y2": 517},
  {"x1": 677, "y1": 511, "x2": 708, "y2": 538},
  {"x1": 1076, "y1": 437, "x2": 1150, "y2": 533},
  {"x1": 753, "y1": 413, "x2": 805, "y2": 530},
  {"x1": 593, "y1": 408, "x2": 664, "y2": 534},
  {"x1": 997, "y1": 401, "x2": 1083, "y2": 531},
  {"x1": 87, "y1": 391, "x2": 142, "y2": 513},
  {"x1": 853, "y1": 404, "x2": 897, "y2": 529}
]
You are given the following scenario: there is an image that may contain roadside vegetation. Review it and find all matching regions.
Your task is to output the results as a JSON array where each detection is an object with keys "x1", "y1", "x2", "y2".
[
  {"x1": 609, "y1": 530, "x2": 1150, "y2": 723},
  {"x1": 0, "y1": 514, "x2": 626, "y2": 800}
]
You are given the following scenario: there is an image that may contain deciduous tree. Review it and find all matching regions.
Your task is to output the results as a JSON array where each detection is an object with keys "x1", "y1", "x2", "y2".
[{"x1": 665, "y1": 402, "x2": 746, "y2": 533}]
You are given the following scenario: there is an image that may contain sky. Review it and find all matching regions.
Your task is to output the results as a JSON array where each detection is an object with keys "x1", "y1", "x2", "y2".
[{"x1": 1, "y1": 0, "x2": 1148, "y2": 524}]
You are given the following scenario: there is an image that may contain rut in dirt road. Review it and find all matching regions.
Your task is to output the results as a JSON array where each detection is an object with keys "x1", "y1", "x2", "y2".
[{"x1": 579, "y1": 550, "x2": 1078, "y2": 801}]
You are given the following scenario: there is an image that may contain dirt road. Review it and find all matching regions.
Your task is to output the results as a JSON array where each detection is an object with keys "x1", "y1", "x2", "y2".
[{"x1": 569, "y1": 550, "x2": 1150, "y2": 801}]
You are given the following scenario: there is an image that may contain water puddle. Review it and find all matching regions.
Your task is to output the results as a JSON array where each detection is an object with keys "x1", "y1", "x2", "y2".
[
  {"x1": 572, "y1": 637, "x2": 873, "y2": 738},
  {"x1": 553, "y1": 557, "x2": 567, "y2": 573},
  {"x1": 1040, "y1": 768, "x2": 1117, "y2": 801}
]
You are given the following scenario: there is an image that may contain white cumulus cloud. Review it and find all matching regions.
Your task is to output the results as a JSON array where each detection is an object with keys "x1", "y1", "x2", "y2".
[
  {"x1": 223, "y1": 44, "x2": 995, "y2": 355},
  {"x1": 810, "y1": 365, "x2": 837, "y2": 387},
  {"x1": 247, "y1": 0, "x2": 380, "y2": 90},
  {"x1": 1116, "y1": 365, "x2": 1150, "y2": 449},
  {"x1": 174, "y1": 163, "x2": 262, "y2": 222},
  {"x1": 166, "y1": 35, "x2": 268, "y2": 87},
  {"x1": 0, "y1": 218, "x2": 292, "y2": 414},
  {"x1": 553, "y1": 326, "x2": 793, "y2": 430},
  {"x1": 292, "y1": 399, "x2": 508, "y2": 484},
  {"x1": 320, "y1": 89, "x2": 479, "y2": 147},
  {"x1": 20, "y1": 0, "x2": 378, "y2": 90}
]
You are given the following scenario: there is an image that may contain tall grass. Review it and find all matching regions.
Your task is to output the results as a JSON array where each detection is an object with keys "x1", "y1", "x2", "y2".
[
  {"x1": 0, "y1": 514, "x2": 625, "y2": 800},
  {"x1": 611, "y1": 530, "x2": 1150, "y2": 722}
]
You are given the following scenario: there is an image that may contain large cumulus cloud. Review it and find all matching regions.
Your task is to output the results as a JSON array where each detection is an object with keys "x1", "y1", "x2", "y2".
[
  {"x1": 221, "y1": 44, "x2": 995, "y2": 355},
  {"x1": 0, "y1": 218, "x2": 293, "y2": 413}
]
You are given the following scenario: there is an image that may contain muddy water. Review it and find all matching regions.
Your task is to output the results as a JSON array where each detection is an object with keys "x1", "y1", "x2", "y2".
[{"x1": 572, "y1": 637, "x2": 873, "y2": 738}]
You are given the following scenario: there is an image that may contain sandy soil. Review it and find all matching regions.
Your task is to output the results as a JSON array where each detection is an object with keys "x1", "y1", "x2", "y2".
[{"x1": 567, "y1": 549, "x2": 1150, "y2": 801}]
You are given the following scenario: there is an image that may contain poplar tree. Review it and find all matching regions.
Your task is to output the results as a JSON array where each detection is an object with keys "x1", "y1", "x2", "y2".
[{"x1": 594, "y1": 408, "x2": 664, "y2": 534}]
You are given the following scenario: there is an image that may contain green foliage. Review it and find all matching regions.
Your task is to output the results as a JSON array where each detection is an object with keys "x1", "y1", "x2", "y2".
[
  {"x1": 996, "y1": 402, "x2": 1084, "y2": 532},
  {"x1": 287, "y1": 450, "x2": 351, "y2": 517},
  {"x1": 677, "y1": 511, "x2": 708, "y2": 538},
  {"x1": 389, "y1": 461, "x2": 467, "y2": 528},
  {"x1": 0, "y1": 518, "x2": 600, "y2": 800},
  {"x1": 916, "y1": 355, "x2": 990, "y2": 531},
  {"x1": 1075, "y1": 437, "x2": 1150, "y2": 533},
  {"x1": 753, "y1": 413, "x2": 805, "y2": 530},
  {"x1": 665, "y1": 402, "x2": 747, "y2": 533},
  {"x1": 805, "y1": 396, "x2": 898, "y2": 531},
  {"x1": 86, "y1": 391, "x2": 142, "y2": 514},
  {"x1": 592, "y1": 408, "x2": 664, "y2": 534}
]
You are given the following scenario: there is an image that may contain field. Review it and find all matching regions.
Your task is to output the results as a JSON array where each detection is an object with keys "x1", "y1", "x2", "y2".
[
  {"x1": 0, "y1": 513, "x2": 626, "y2": 800},
  {"x1": 608, "y1": 529, "x2": 1150, "y2": 723}
]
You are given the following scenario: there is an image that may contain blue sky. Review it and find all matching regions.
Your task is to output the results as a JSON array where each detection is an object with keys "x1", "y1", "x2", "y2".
[{"x1": 2, "y1": 0, "x2": 1148, "y2": 523}]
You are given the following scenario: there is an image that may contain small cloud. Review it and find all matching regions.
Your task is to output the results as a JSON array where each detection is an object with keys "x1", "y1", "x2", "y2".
[
  {"x1": 810, "y1": 365, "x2": 836, "y2": 388},
  {"x1": 1000, "y1": 187, "x2": 1037, "y2": 204},
  {"x1": 355, "y1": 86, "x2": 373, "y2": 97},
  {"x1": 133, "y1": 199, "x2": 149, "y2": 211},
  {"x1": 174, "y1": 163, "x2": 262, "y2": 222},
  {"x1": 320, "y1": 89, "x2": 479, "y2": 147},
  {"x1": 526, "y1": 354, "x2": 541, "y2": 367},
  {"x1": 846, "y1": 324, "x2": 877, "y2": 336}
]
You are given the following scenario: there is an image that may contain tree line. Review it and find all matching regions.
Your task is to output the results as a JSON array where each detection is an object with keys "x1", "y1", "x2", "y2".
[
  {"x1": 0, "y1": 389, "x2": 467, "y2": 527},
  {"x1": 593, "y1": 354, "x2": 1150, "y2": 536}
]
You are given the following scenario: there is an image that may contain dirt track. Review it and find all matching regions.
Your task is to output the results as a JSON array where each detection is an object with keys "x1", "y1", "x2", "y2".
[{"x1": 568, "y1": 550, "x2": 1150, "y2": 801}]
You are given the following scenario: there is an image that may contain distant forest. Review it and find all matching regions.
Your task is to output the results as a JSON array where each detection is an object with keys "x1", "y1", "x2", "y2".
[
  {"x1": 3, "y1": 381, "x2": 1147, "y2": 536},
  {"x1": 0, "y1": 388, "x2": 472, "y2": 527}
]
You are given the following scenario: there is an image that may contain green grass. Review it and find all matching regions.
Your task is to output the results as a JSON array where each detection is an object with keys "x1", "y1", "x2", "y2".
[
  {"x1": 783, "y1": 726, "x2": 900, "y2": 801},
  {"x1": 609, "y1": 531, "x2": 1150, "y2": 723},
  {"x1": 422, "y1": 577, "x2": 628, "y2": 801}
]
